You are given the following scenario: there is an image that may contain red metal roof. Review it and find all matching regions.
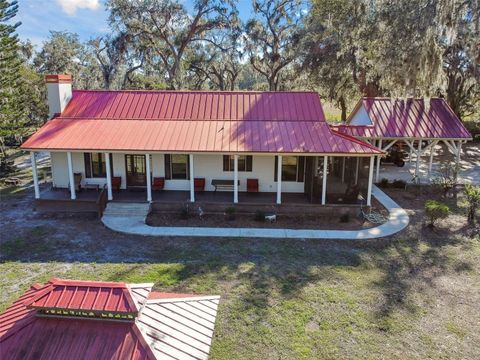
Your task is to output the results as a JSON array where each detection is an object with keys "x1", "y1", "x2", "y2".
[
  {"x1": 0, "y1": 280, "x2": 220, "y2": 360},
  {"x1": 26, "y1": 278, "x2": 138, "y2": 314},
  {"x1": 60, "y1": 90, "x2": 325, "y2": 121},
  {"x1": 0, "y1": 283, "x2": 154, "y2": 360},
  {"x1": 21, "y1": 90, "x2": 382, "y2": 155},
  {"x1": 331, "y1": 97, "x2": 472, "y2": 140}
]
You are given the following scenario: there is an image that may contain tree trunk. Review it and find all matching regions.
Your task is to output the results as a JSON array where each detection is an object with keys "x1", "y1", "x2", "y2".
[{"x1": 339, "y1": 96, "x2": 347, "y2": 122}]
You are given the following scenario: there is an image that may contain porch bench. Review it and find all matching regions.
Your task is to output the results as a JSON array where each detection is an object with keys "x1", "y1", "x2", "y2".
[
  {"x1": 4, "y1": 177, "x2": 21, "y2": 186},
  {"x1": 84, "y1": 183, "x2": 100, "y2": 192},
  {"x1": 211, "y1": 179, "x2": 240, "y2": 192}
]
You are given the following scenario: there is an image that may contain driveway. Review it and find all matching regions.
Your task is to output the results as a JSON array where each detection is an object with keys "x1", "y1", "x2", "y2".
[{"x1": 378, "y1": 141, "x2": 480, "y2": 185}]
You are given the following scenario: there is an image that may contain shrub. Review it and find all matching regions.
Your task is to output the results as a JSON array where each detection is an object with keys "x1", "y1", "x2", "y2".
[
  {"x1": 225, "y1": 206, "x2": 236, "y2": 221},
  {"x1": 392, "y1": 179, "x2": 407, "y2": 189},
  {"x1": 464, "y1": 184, "x2": 480, "y2": 224},
  {"x1": 254, "y1": 210, "x2": 265, "y2": 222},
  {"x1": 424, "y1": 200, "x2": 449, "y2": 227},
  {"x1": 339, "y1": 213, "x2": 350, "y2": 223},
  {"x1": 431, "y1": 162, "x2": 459, "y2": 197},
  {"x1": 378, "y1": 178, "x2": 389, "y2": 188}
]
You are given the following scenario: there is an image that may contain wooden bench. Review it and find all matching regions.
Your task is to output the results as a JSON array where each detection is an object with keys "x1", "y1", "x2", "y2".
[
  {"x1": 4, "y1": 177, "x2": 21, "y2": 186},
  {"x1": 211, "y1": 179, "x2": 240, "y2": 192},
  {"x1": 84, "y1": 183, "x2": 100, "y2": 192}
]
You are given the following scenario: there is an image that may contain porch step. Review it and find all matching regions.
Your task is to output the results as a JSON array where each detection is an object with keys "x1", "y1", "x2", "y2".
[{"x1": 102, "y1": 202, "x2": 150, "y2": 218}]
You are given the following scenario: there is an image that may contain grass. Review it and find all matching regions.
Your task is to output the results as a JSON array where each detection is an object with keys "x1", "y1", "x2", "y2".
[{"x1": 0, "y1": 187, "x2": 479, "y2": 358}]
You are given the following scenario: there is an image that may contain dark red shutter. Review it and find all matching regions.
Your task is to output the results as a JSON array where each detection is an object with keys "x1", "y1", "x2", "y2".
[
  {"x1": 186, "y1": 155, "x2": 190, "y2": 180},
  {"x1": 164, "y1": 154, "x2": 171, "y2": 179},
  {"x1": 84, "y1": 153, "x2": 91, "y2": 178},
  {"x1": 297, "y1": 156, "x2": 305, "y2": 182}
]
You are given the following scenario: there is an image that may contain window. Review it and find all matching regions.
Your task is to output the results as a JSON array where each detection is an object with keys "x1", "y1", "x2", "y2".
[
  {"x1": 223, "y1": 155, "x2": 253, "y2": 172},
  {"x1": 84, "y1": 153, "x2": 108, "y2": 178},
  {"x1": 165, "y1": 154, "x2": 189, "y2": 179},
  {"x1": 274, "y1": 156, "x2": 305, "y2": 182},
  {"x1": 282, "y1": 156, "x2": 298, "y2": 181}
]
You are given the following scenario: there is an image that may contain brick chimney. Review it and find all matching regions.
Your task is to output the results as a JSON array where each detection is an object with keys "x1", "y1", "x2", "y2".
[{"x1": 45, "y1": 74, "x2": 72, "y2": 119}]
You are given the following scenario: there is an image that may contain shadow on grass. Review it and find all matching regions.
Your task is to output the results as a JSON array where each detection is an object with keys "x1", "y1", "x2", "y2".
[{"x1": 1, "y1": 189, "x2": 477, "y2": 335}]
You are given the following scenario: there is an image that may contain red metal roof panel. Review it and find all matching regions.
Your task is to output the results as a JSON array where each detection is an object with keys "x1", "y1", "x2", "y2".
[
  {"x1": 26, "y1": 278, "x2": 138, "y2": 314},
  {"x1": 333, "y1": 97, "x2": 471, "y2": 139},
  {"x1": 0, "y1": 280, "x2": 222, "y2": 360},
  {"x1": 22, "y1": 90, "x2": 383, "y2": 154},
  {"x1": 22, "y1": 118, "x2": 382, "y2": 154}
]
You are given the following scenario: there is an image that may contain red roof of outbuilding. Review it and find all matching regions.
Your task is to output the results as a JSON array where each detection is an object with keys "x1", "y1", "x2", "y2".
[
  {"x1": 0, "y1": 282, "x2": 154, "y2": 360},
  {"x1": 26, "y1": 278, "x2": 138, "y2": 314},
  {"x1": 21, "y1": 90, "x2": 382, "y2": 155},
  {"x1": 331, "y1": 97, "x2": 472, "y2": 140},
  {"x1": 0, "y1": 279, "x2": 221, "y2": 360}
]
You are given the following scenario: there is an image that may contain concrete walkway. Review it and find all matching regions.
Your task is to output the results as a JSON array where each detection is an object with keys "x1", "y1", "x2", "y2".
[{"x1": 102, "y1": 186, "x2": 409, "y2": 240}]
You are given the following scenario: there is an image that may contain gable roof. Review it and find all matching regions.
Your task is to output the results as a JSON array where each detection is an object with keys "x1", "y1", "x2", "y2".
[
  {"x1": 331, "y1": 97, "x2": 472, "y2": 140},
  {"x1": 21, "y1": 90, "x2": 382, "y2": 155},
  {"x1": 0, "y1": 279, "x2": 220, "y2": 360}
]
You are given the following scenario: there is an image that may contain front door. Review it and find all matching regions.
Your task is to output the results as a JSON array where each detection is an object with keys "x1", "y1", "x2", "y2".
[{"x1": 125, "y1": 155, "x2": 147, "y2": 187}]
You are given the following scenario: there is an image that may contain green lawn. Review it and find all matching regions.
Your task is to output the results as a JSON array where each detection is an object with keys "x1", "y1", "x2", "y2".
[{"x1": 1, "y1": 188, "x2": 479, "y2": 359}]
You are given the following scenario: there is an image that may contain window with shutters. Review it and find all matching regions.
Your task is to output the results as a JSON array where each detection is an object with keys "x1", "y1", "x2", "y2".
[
  {"x1": 84, "y1": 153, "x2": 107, "y2": 178},
  {"x1": 222, "y1": 155, "x2": 252, "y2": 172}
]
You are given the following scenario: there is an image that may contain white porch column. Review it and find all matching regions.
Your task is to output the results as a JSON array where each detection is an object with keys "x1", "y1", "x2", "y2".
[
  {"x1": 341, "y1": 157, "x2": 346, "y2": 183},
  {"x1": 375, "y1": 139, "x2": 382, "y2": 182},
  {"x1": 67, "y1": 151, "x2": 76, "y2": 200},
  {"x1": 105, "y1": 153, "x2": 113, "y2": 201},
  {"x1": 367, "y1": 156, "x2": 375, "y2": 206},
  {"x1": 415, "y1": 139, "x2": 422, "y2": 182},
  {"x1": 146, "y1": 153, "x2": 152, "y2": 202},
  {"x1": 428, "y1": 141, "x2": 436, "y2": 176},
  {"x1": 321, "y1": 155, "x2": 328, "y2": 205},
  {"x1": 355, "y1": 157, "x2": 360, "y2": 185},
  {"x1": 30, "y1": 151, "x2": 40, "y2": 199},
  {"x1": 233, "y1": 154, "x2": 239, "y2": 204},
  {"x1": 455, "y1": 141, "x2": 462, "y2": 180},
  {"x1": 276, "y1": 155, "x2": 282, "y2": 204},
  {"x1": 189, "y1": 154, "x2": 194, "y2": 203}
]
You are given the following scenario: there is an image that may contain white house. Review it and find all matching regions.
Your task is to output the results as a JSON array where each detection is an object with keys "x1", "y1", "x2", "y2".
[{"x1": 22, "y1": 75, "x2": 383, "y2": 212}]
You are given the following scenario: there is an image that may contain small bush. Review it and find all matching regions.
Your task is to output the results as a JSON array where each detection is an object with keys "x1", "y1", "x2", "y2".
[
  {"x1": 378, "y1": 178, "x2": 389, "y2": 188},
  {"x1": 425, "y1": 200, "x2": 449, "y2": 227},
  {"x1": 339, "y1": 213, "x2": 350, "y2": 223},
  {"x1": 431, "y1": 162, "x2": 459, "y2": 197},
  {"x1": 225, "y1": 206, "x2": 236, "y2": 221},
  {"x1": 464, "y1": 184, "x2": 480, "y2": 224},
  {"x1": 254, "y1": 210, "x2": 265, "y2": 222},
  {"x1": 392, "y1": 179, "x2": 407, "y2": 189}
]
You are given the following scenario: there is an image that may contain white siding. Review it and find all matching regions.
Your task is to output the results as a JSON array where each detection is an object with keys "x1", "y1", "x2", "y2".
[
  {"x1": 50, "y1": 152, "x2": 305, "y2": 193},
  {"x1": 50, "y1": 152, "x2": 68, "y2": 187},
  {"x1": 349, "y1": 104, "x2": 373, "y2": 125}
]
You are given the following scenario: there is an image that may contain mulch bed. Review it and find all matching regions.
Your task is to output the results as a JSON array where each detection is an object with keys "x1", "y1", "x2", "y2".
[{"x1": 145, "y1": 211, "x2": 380, "y2": 230}]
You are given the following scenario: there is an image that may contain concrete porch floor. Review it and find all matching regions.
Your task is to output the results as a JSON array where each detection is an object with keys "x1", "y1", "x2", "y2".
[{"x1": 39, "y1": 187, "x2": 312, "y2": 205}]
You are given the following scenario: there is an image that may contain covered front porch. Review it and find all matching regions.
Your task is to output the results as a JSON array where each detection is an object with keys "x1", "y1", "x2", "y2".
[{"x1": 30, "y1": 150, "x2": 377, "y2": 215}]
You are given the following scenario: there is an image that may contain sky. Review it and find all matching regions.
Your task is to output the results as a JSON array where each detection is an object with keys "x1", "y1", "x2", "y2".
[{"x1": 16, "y1": 0, "x2": 254, "y2": 48}]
